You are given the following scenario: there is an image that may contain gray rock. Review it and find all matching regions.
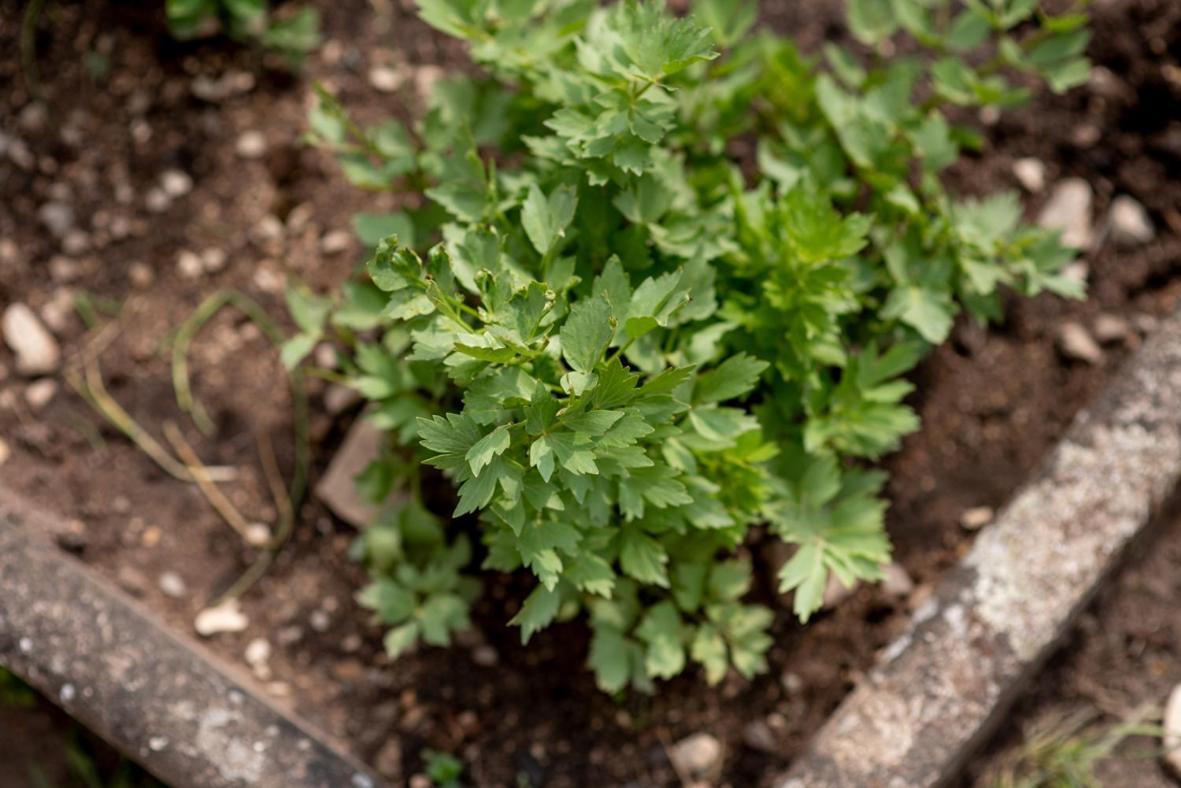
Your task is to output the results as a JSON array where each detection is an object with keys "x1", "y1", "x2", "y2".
[
  {"x1": 1038, "y1": 178, "x2": 1093, "y2": 250},
  {"x1": 1011, "y1": 158, "x2": 1045, "y2": 193},
  {"x1": 1164, "y1": 684, "x2": 1181, "y2": 778},
  {"x1": 1107, "y1": 195, "x2": 1154, "y2": 247},
  {"x1": 315, "y1": 419, "x2": 386, "y2": 528},
  {"x1": 38, "y1": 202, "x2": 74, "y2": 238},
  {"x1": 2, "y1": 304, "x2": 61, "y2": 376},
  {"x1": 669, "y1": 733, "x2": 723, "y2": 781}
]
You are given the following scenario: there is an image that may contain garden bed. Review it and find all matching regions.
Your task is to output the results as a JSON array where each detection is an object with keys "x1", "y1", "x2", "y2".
[{"x1": 2, "y1": 0, "x2": 1180, "y2": 785}]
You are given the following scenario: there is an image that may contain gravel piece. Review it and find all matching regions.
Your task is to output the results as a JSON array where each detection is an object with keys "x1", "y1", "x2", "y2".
[
  {"x1": 2, "y1": 304, "x2": 61, "y2": 376},
  {"x1": 1037, "y1": 178, "x2": 1093, "y2": 250}
]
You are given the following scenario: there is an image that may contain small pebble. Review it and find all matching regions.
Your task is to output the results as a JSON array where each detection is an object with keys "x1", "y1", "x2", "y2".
[
  {"x1": 1107, "y1": 195, "x2": 1154, "y2": 247},
  {"x1": 368, "y1": 65, "x2": 404, "y2": 93},
  {"x1": 245, "y1": 523, "x2": 272, "y2": 547},
  {"x1": 1163, "y1": 684, "x2": 1181, "y2": 778},
  {"x1": 24, "y1": 379, "x2": 58, "y2": 412},
  {"x1": 1012, "y1": 158, "x2": 1045, "y2": 193},
  {"x1": 194, "y1": 599, "x2": 249, "y2": 636},
  {"x1": 62, "y1": 229, "x2": 90, "y2": 255},
  {"x1": 1057, "y1": 321, "x2": 1103, "y2": 365},
  {"x1": 160, "y1": 169, "x2": 193, "y2": 198},
  {"x1": 245, "y1": 637, "x2": 272, "y2": 666},
  {"x1": 471, "y1": 645, "x2": 499, "y2": 667},
  {"x1": 668, "y1": 733, "x2": 723, "y2": 780},
  {"x1": 320, "y1": 229, "x2": 352, "y2": 255},
  {"x1": 202, "y1": 248, "x2": 228, "y2": 273},
  {"x1": 959, "y1": 506, "x2": 994, "y2": 531},
  {"x1": 38, "y1": 202, "x2": 75, "y2": 238},
  {"x1": 309, "y1": 609, "x2": 332, "y2": 632},
  {"x1": 2, "y1": 303, "x2": 61, "y2": 376},
  {"x1": 1092, "y1": 313, "x2": 1131, "y2": 344},
  {"x1": 49, "y1": 255, "x2": 82, "y2": 282},
  {"x1": 158, "y1": 571, "x2": 187, "y2": 598},
  {"x1": 1038, "y1": 178, "x2": 1093, "y2": 250},
  {"x1": 236, "y1": 130, "x2": 268, "y2": 159},
  {"x1": 145, "y1": 188, "x2": 171, "y2": 213},
  {"x1": 177, "y1": 250, "x2": 204, "y2": 279},
  {"x1": 129, "y1": 262, "x2": 155, "y2": 288}
]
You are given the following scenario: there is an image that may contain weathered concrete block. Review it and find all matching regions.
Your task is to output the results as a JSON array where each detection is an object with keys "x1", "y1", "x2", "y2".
[
  {"x1": 0, "y1": 489, "x2": 381, "y2": 788},
  {"x1": 778, "y1": 307, "x2": 1181, "y2": 788}
]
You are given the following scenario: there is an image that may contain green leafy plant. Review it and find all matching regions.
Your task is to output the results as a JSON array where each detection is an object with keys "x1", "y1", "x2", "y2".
[
  {"x1": 165, "y1": 0, "x2": 320, "y2": 63},
  {"x1": 294, "y1": 0, "x2": 1090, "y2": 693}
]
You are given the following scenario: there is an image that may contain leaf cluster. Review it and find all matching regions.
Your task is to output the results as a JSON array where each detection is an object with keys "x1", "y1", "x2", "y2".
[{"x1": 297, "y1": 0, "x2": 1088, "y2": 692}]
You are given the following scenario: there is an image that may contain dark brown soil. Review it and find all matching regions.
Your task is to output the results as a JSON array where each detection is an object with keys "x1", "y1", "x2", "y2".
[{"x1": 1, "y1": 0, "x2": 1179, "y2": 786}]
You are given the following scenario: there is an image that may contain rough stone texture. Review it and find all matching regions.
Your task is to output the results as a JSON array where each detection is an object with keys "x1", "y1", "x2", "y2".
[
  {"x1": 778, "y1": 308, "x2": 1181, "y2": 788},
  {"x1": 0, "y1": 488, "x2": 381, "y2": 788},
  {"x1": 315, "y1": 417, "x2": 385, "y2": 529}
]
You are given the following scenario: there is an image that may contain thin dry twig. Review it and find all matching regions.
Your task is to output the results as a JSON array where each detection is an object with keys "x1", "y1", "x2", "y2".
[{"x1": 163, "y1": 420, "x2": 263, "y2": 545}]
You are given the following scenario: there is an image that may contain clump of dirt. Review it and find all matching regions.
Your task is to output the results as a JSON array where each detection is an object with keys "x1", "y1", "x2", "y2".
[{"x1": 0, "y1": 0, "x2": 1179, "y2": 785}]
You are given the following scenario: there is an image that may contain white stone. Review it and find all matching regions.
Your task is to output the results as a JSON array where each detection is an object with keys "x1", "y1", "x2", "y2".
[
  {"x1": 24, "y1": 378, "x2": 57, "y2": 412},
  {"x1": 160, "y1": 169, "x2": 193, "y2": 198},
  {"x1": 1038, "y1": 178, "x2": 1093, "y2": 250},
  {"x1": 1164, "y1": 684, "x2": 1181, "y2": 778},
  {"x1": 236, "y1": 130, "x2": 268, "y2": 159},
  {"x1": 320, "y1": 230, "x2": 352, "y2": 255},
  {"x1": 244, "y1": 638, "x2": 272, "y2": 666},
  {"x1": 194, "y1": 599, "x2": 249, "y2": 636},
  {"x1": 959, "y1": 506, "x2": 994, "y2": 531},
  {"x1": 202, "y1": 248, "x2": 228, "y2": 273},
  {"x1": 1057, "y1": 321, "x2": 1103, "y2": 365},
  {"x1": 177, "y1": 250, "x2": 204, "y2": 279},
  {"x1": 2, "y1": 304, "x2": 61, "y2": 376},
  {"x1": 1092, "y1": 313, "x2": 1131, "y2": 344},
  {"x1": 158, "y1": 571, "x2": 187, "y2": 598},
  {"x1": 1107, "y1": 195, "x2": 1154, "y2": 247},
  {"x1": 368, "y1": 65, "x2": 404, "y2": 93},
  {"x1": 1012, "y1": 158, "x2": 1046, "y2": 193},
  {"x1": 668, "y1": 733, "x2": 723, "y2": 780}
]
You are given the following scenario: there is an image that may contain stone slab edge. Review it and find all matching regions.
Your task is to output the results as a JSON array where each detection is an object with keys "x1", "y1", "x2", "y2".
[
  {"x1": 0, "y1": 488, "x2": 383, "y2": 788},
  {"x1": 779, "y1": 307, "x2": 1181, "y2": 788}
]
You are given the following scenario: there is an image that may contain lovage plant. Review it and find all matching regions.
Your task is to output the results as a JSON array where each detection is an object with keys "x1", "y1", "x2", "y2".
[{"x1": 291, "y1": 0, "x2": 1090, "y2": 692}]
